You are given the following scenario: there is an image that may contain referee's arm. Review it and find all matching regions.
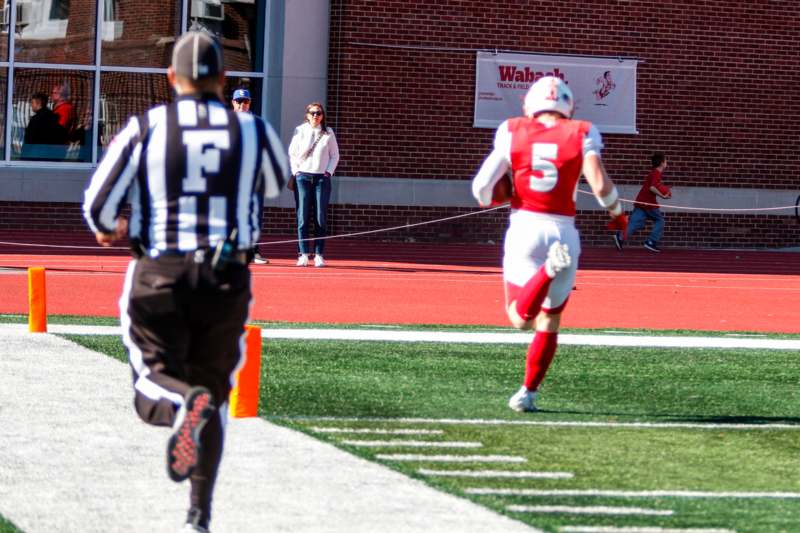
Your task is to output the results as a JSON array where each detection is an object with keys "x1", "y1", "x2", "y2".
[{"x1": 83, "y1": 116, "x2": 144, "y2": 246}]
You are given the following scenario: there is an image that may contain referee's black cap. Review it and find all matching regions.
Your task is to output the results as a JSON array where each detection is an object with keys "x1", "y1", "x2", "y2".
[{"x1": 172, "y1": 31, "x2": 223, "y2": 80}]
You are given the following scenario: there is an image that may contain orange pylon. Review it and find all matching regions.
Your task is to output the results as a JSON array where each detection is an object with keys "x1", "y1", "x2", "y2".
[
  {"x1": 28, "y1": 267, "x2": 47, "y2": 333},
  {"x1": 229, "y1": 325, "x2": 262, "y2": 417}
]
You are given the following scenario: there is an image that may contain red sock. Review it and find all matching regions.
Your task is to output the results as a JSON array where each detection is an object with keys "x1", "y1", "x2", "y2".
[
  {"x1": 514, "y1": 265, "x2": 554, "y2": 320},
  {"x1": 523, "y1": 331, "x2": 558, "y2": 391}
]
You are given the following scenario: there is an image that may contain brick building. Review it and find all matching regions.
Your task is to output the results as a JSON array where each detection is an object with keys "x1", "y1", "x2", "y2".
[{"x1": 0, "y1": 0, "x2": 798, "y2": 249}]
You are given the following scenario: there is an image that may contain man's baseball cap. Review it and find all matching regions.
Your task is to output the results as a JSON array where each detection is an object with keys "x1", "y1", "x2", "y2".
[
  {"x1": 171, "y1": 31, "x2": 223, "y2": 80},
  {"x1": 233, "y1": 89, "x2": 251, "y2": 101}
]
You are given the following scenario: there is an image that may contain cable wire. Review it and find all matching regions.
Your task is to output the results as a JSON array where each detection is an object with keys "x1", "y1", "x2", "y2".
[
  {"x1": 0, "y1": 193, "x2": 796, "y2": 251},
  {"x1": 576, "y1": 188, "x2": 799, "y2": 213}
]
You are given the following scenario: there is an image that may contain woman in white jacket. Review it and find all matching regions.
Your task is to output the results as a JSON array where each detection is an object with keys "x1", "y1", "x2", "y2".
[{"x1": 288, "y1": 102, "x2": 340, "y2": 267}]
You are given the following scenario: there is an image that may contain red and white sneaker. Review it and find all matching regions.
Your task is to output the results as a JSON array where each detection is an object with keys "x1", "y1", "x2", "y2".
[{"x1": 167, "y1": 387, "x2": 215, "y2": 483}]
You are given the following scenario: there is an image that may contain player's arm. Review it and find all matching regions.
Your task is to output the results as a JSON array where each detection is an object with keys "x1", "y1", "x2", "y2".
[
  {"x1": 82, "y1": 115, "x2": 143, "y2": 246},
  {"x1": 472, "y1": 121, "x2": 511, "y2": 207},
  {"x1": 581, "y1": 125, "x2": 627, "y2": 234}
]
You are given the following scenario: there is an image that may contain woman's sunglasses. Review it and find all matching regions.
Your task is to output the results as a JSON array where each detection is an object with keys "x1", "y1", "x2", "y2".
[{"x1": 308, "y1": 111, "x2": 323, "y2": 116}]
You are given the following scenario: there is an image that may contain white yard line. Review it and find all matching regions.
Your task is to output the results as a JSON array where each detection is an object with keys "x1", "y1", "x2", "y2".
[
  {"x1": 558, "y1": 526, "x2": 736, "y2": 533},
  {"x1": 419, "y1": 469, "x2": 573, "y2": 479},
  {"x1": 376, "y1": 454, "x2": 526, "y2": 463},
  {"x1": 507, "y1": 505, "x2": 673, "y2": 516},
  {"x1": 297, "y1": 416, "x2": 800, "y2": 431},
  {"x1": 465, "y1": 488, "x2": 800, "y2": 499},
  {"x1": 311, "y1": 427, "x2": 445, "y2": 435},
  {"x1": 341, "y1": 440, "x2": 482, "y2": 448},
  {"x1": 8, "y1": 323, "x2": 798, "y2": 350}
]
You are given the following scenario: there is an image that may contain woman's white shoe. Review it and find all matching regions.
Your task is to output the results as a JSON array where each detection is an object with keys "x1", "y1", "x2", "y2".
[{"x1": 296, "y1": 254, "x2": 309, "y2": 267}]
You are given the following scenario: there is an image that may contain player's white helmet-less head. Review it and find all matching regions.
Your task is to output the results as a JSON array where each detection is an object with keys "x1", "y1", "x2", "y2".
[{"x1": 524, "y1": 76, "x2": 574, "y2": 119}]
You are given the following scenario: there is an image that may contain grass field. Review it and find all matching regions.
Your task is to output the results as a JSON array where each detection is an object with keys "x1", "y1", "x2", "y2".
[
  {"x1": 59, "y1": 324, "x2": 800, "y2": 533},
  {"x1": 0, "y1": 516, "x2": 21, "y2": 533}
]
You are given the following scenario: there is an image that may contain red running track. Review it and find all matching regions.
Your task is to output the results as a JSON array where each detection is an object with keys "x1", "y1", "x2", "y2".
[{"x1": 1, "y1": 234, "x2": 798, "y2": 333}]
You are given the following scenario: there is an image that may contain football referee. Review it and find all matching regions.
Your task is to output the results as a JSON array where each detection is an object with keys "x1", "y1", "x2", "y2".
[{"x1": 83, "y1": 31, "x2": 287, "y2": 533}]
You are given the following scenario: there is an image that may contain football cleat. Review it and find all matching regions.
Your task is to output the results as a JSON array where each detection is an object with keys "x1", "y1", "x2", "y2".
[
  {"x1": 544, "y1": 241, "x2": 571, "y2": 278},
  {"x1": 167, "y1": 387, "x2": 215, "y2": 483},
  {"x1": 613, "y1": 232, "x2": 623, "y2": 252},
  {"x1": 508, "y1": 386, "x2": 538, "y2": 413}
]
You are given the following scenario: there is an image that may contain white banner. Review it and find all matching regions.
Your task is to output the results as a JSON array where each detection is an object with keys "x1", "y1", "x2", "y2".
[{"x1": 474, "y1": 52, "x2": 638, "y2": 134}]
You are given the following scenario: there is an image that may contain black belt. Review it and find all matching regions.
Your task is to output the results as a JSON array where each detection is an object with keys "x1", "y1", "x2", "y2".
[{"x1": 146, "y1": 248, "x2": 250, "y2": 266}]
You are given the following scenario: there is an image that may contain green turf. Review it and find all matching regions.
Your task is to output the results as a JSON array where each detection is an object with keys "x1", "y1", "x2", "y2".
[
  {"x1": 64, "y1": 332, "x2": 800, "y2": 531},
  {"x1": 0, "y1": 516, "x2": 22, "y2": 533}
]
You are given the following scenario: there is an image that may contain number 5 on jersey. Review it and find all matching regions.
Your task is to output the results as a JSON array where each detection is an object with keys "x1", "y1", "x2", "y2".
[
  {"x1": 529, "y1": 143, "x2": 558, "y2": 193},
  {"x1": 182, "y1": 130, "x2": 231, "y2": 193}
]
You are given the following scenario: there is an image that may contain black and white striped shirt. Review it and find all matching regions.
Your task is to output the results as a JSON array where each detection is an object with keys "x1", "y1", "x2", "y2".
[{"x1": 83, "y1": 94, "x2": 288, "y2": 253}]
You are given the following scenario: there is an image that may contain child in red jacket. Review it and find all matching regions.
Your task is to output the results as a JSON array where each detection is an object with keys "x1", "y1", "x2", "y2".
[{"x1": 614, "y1": 152, "x2": 671, "y2": 252}]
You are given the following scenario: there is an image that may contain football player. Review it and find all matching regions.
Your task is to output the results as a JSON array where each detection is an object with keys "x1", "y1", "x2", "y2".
[{"x1": 472, "y1": 76, "x2": 627, "y2": 412}]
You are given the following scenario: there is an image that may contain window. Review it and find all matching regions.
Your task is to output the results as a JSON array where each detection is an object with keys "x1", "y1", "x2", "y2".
[
  {"x1": 101, "y1": 1, "x2": 181, "y2": 67},
  {"x1": 187, "y1": 0, "x2": 266, "y2": 72},
  {"x1": 0, "y1": 0, "x2": 269, "y2": 167},
  {"x1": 14, "y1": 0, "x2": 95, "y2": 64},
  {"x1": 11, "y1": 68, "x2": 93, "y2": 162},
  {"x1": 99, "y1": 71, "x2": 170, "y2": 151}
]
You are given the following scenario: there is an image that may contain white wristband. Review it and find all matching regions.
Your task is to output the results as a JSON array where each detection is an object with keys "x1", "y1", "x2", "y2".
[
  {"x1": 597, "y1": 187, "x2": 619, "y2": 208},
  {"x1": 609, "y1": 203, "x2": 622, "y2": 217}
]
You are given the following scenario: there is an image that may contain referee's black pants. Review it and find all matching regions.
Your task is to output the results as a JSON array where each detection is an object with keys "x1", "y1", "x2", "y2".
[{"x1": 121, "y1": 253, "x2": 251, "y2": 519}]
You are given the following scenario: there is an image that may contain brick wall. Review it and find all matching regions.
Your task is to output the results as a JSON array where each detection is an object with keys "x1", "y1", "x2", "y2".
[
  {"x1": 328, "y1": 0, "x2": 799, "y2": 189},
  {"x1": 3, "y1": 201, "x2": 798, "y2": 250},
  {"x1": 320, "y1": 0, "x2": 800, "y2": 248}
]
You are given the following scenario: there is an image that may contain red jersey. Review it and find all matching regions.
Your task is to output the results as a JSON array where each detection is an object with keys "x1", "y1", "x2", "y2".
[
  {"x1": 53, "y1": 101, "x2": 77, "y2": 135},
  {"x1": 506, "y1": 117, "x2": 591, "y2": 217},
  {"x1": 634, "y1": 169, "x2": 670, "y2": 211}
]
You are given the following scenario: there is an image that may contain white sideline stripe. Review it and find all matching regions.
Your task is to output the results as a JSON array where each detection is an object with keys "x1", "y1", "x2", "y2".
[
  {"x1": 15, "y1": 323, "x2": 800, "y2": 350},
  {"x1": 559, "y1": 526, "x2": 736, "y2": 533},
  {"x1": 311, "y1": 427, "x2": 445, "y2": 435},
  {"x1": 342, "y1": 440, "x2": 482, "y2": 448},
  {"x1": 465, "y1": 488, "x2": 800, "y2": 499},
  {"x1": 298, "y1": 416, "x2": 800, "y2": 431},
  {"x1": 419, "y1": 468, "x2": 573, "y2": 479},
  {"x1": 377, "y1": 454, "x2": 526, "y2": 463},
  {"x1": 507, "y1": 505, "x2": 673, "y2": 516}
]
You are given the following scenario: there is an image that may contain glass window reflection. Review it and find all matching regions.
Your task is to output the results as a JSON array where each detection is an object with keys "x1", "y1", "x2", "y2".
[
  {"x1": 101, "y1": 1, "x2": 181, "y2": 68},
  {"x1": 12, "y1": 69, "x2": 93, "y2": 162},
  {"x1": 0, "y1": 0, "x2": 9, "y2": 61},
  {"x1": 14, "y1": 0, "x2": 96, "y2": 65},
  {"x1": 188, "y1": 1, "x2": 265, "y2": 72},
  {"x1": 0, "y1": 69, "x2": 6, "y2": 155},
  {"x1": 99, "y1": 71, "x2": 170, "y2": 151}
]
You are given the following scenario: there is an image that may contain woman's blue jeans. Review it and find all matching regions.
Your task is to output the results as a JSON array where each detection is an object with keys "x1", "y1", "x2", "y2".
[{"x1": 295, "y1": 172, "x2": 331, "y2": 255}]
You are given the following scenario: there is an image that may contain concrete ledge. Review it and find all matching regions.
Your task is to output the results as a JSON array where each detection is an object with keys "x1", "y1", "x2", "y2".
[{"x1": 0, "y1": 166, "x2": 797, "y2": 215}]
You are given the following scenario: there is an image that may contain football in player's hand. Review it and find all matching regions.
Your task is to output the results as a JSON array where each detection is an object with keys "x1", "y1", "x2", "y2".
[{"x1": 491, "y1": 175, "x2": 513, "y2": 206}]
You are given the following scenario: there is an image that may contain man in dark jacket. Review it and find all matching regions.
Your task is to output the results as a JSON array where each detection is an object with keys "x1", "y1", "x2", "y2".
[{"x1": 22, "y1": 92, "x2": 67, "y2": 160}]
